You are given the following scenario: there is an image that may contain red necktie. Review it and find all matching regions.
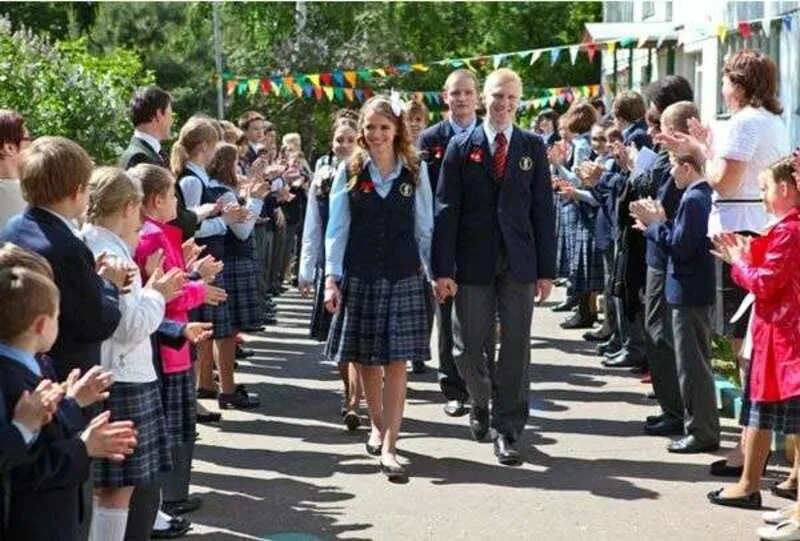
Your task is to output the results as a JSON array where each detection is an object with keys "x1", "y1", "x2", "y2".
[{"x1": 493, "y1": 132, "x2": 508, "y2": 181}]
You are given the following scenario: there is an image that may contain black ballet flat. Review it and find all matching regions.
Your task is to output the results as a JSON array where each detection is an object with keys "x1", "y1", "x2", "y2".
[
  {"x1": 379, "y1": 459, "x2": 408, "y2": 480},
  {"x1": 365, "y1": 442, "x2": 382, "y2": 456},
  {"x1": 344, "y1": 411, "x2": 360, "y2": 432},
  {"x1": 771, "y1": 482, "x2": 798, "y2": 500},
  {"x1": 707, "y1": 488, "x2": 762, "y2": 509}
]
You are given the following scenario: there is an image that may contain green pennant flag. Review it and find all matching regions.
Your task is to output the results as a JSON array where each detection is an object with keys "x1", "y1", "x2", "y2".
[
  {"x1": 334, "y1": 87, "x2": 344, "y2": 102},
  {"x1": 236, "y1": 80, "x2": 248, "y2": 96},
  {"x1": 357, "y1": 69, "x2": 371, "y2": 82}
]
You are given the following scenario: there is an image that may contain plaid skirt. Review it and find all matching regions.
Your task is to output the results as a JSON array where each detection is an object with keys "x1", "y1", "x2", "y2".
[
  {"x1": 556, "y1": 201, "x2": 578, "y2": 279},
  {"x1": 569, "y1": 206, "x2": 606, "y2": 294},
  {"x1": 93, "y1": 381, "x2": 172, "y2": 487},
  {"x1": 223, "y1": 255, "x2": 262, "y2": 331},
  {"x1": 744, "y1": 397, "x2": 800, "y2": 434},
  {"x1": 325, "y1": 273, "x2": 431, "y2": 365},
  {"x1": 309, "y1": 266, "x2": 333, "y2": 342},
  {"x1": 196, "y1": 272, "x2": 233, "y2": 339},
  {"x1": 161, "y1": 369, "x2": 197, "y2": 449}
]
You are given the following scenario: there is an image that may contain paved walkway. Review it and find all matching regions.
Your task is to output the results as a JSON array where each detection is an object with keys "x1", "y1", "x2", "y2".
[{"x1": 187, "y1": 288, "x2": 780, "y2": 540}]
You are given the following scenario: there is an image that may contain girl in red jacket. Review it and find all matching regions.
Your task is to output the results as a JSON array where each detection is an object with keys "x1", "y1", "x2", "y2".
[{"x1": 710, "y1": 156, "x2": 800, "y2": 539}]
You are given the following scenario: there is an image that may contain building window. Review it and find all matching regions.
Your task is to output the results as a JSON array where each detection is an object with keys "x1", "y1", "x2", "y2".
[
  {"x1": 603, "y1": 1, "x2": 634, "y2": 23},
  {"x1": 642, "y1": 1, "x2": 655, "y2": 19}
]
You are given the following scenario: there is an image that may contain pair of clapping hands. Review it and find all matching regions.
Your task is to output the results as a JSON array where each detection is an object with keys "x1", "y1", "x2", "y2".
[
  {"x1": 629, "y1": 198, "x2": 667, "y2": 231},
  {"x1": 14, "y1": 366, "x2": 137, "y2": 462}
]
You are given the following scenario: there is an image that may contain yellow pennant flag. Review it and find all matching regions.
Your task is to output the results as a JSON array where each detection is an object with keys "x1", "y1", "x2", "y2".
[
  {"x1": 373, "y1": 68, "x2": 387, "y2": 77},
  {"x1": 637, "y1": 35, "x2": 649, "y2": 48},
  {"x1": 607, "y1": 41, "x2": 617, "y2": 54},
  {"x1": 271, "y1": 81, "x2": 281, "y2": 96},
  {"x1": 247, "y1": 79, "x2": 259, "y2": 95},
  {"x1": 323, "y1": 86, "x2": 335, "y2": 101},
  {"x1": 716, "y1": 23, "x2": 728, "y2": 42},
  {"x1": 307, "y1": 74, "x2": 320, "y2": 87},
  {"x1": 292, "y1": 83, "x2": 303, "y2": 97},
  {"x1": 344, "y1": 88, "x2": 354, "y2": 102},
  {"x1": 411, "y1": 64, "x2": 429, "y2": 72}
]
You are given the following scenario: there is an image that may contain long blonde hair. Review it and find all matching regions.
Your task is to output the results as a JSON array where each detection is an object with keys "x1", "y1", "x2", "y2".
[
  {"x1": 347, "y1": 96, "x2": 419, "y2": 189},
  {"x1": 170, "y1": 116, "x2": 220, "y2": 177},
  {"x1": 86, "y1": 167, "x2": 143, "y2": 223}
]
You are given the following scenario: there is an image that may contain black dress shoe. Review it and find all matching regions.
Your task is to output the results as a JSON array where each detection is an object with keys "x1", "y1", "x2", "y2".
[
  {"x1": 603, "y1": 348, "x2": 625, "y2": 360},
  {"x1": 235, "y1": 346, "x2": 255, "y2": 359},
  {"x1": 771, "y1": 482, "x2": 798, "y2": 500},
  {"x1": 343, "y1": 411, "x2": 360, "y2": 432},
  {"x1": 667, "y1": 435, "x2": 720, "y2": 454},
  {"x1": 560, "y1": 311, "x2": 596, "y2": 330},
  {"x1": 646, "y1": 413, "x2": 666, "y2": 425},
  {"x1": 644, "y1": 418, "x2": 684, "y2": 436},
  {"x1": 443, "y1": 400, "x2": 468, "y2": 417},
  {"x1": 162, "y1": 496, "x2": 202, "y2": 516},
  {"x1": 196, "y1": 411, "x2": 222, "y2": 424},
  {"x1": 602, "y1": 353, "x2": 645, "y2": 368},
  {"x1": 150, "y1": 521, "x2": 191, "y2": 539},
  {"x1": 583, "y1": 328, "x2": 612, "y2": 342},
  {"x1": 218, "y1": 388, "x2": 260, "y2": 410},
  {"x1": 168, "y1": 516, "x2": 191, "y2": 530},
  {"x1": 709, "y1": 459, "x2": 744, "y2": 478},
  {"x1": 707, "y1": 488, "x2": 762, "y2": 509},
  {"x1": 197, "y1": 387, "x2": 218, "y2": 399},
  {"x1": 469, "y1": 407, "x2": 490, "y2": 441},
  {"x1": 597, "y1": 341, "x2": 621, "y2": 356},
  {"x1": 493, "y1": 434, "x2": 521, "y2": 466},
  {"x1": 365, "y1": 441, "x2": 382, "y2": 456},
  {"x1": 551, "y1": 300, "x2": 577, "y2": 312},
  {"x1": 411, "y1": 360, "x2": 427, "y2": 374}
]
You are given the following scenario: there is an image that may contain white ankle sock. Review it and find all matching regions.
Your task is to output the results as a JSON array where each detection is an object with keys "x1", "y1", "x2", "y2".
[
  {"x1": 153, "y1": 509, "x2": 174, "y2": 530},
  {"x1": 89, "y1": 506, "x2": 129, "y2": 541}
]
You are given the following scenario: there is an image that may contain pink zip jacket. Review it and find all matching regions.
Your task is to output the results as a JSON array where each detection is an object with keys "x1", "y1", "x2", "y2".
[{"x1": 134, "y1": 216, "x2": 207, "y2": 373}]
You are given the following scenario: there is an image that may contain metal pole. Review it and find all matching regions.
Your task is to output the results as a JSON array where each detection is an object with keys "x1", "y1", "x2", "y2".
[
  {"x1": 612, "y1": 47, "x2": 618, "y2": 95},
  {"x1": 628, "y1": 44, "x2": 634, "y2": 89},
  {"x1": 212, "y1": 2, "x2": 224, "y2": 119}
]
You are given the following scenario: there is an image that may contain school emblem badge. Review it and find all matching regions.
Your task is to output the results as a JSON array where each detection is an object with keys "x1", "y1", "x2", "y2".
[
  {"x1": 519, "y1": 155, "x2": 533, "y2": 171},
  {"x1": 399, "y1": 182, "x2": 414, "y2": 197}
]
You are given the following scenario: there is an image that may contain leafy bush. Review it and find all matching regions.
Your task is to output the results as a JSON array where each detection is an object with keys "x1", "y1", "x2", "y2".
[{"x1": 0, "y1": 18, "x2": 153, "y2": 164}]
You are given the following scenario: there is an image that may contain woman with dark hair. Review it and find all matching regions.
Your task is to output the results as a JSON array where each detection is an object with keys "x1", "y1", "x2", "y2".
[{"x1": 0, "y1": 110, "x2": 30, "y2": 228}]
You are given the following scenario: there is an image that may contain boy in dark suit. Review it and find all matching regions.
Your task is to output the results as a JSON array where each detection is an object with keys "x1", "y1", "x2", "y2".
[
  {"x1": 433, "y1": 68, "x2": 556, "y2": 465},
  {"x1": 419, "y1": 69, "x2": 483, "y2": 417},
  {"x1": 632, "y1": 150, "x2": 720, "y2": 454},
  {"x1": 1, "y1": 136, "x2": 126, "y2": 381},
  {"x1": 0, "y1": 266, "x2": 137, "y2": 540}
]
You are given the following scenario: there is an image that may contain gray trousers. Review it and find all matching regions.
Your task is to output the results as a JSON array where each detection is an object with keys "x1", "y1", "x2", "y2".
[
  {"x1": 452, "y1": 269, "x2": 535, "y2": 439},
  {"x1": 672, "y1": 305, "x2": 720, "y2": 444},
  {"x1": 124, "y1": 483, "x2": 160, "y2": 540},
  {"x1": 644, "y1": 267, "x2": 684, "y2": 421},
  {"x1": 270, "y1": 221, "x2": 288, "y2": 289},
  {"x1": 614, "y1": 297, "x2": 646, "y2": 360},
  {"x1": 162, "y1": 438, "x2": 195, "y2": 503},
  {"x1": 254, "y1": 223, "x2": 274, "y2": 300},
  {"x1": 601, "y1": 248, "x2": 619, "y2": 340}
]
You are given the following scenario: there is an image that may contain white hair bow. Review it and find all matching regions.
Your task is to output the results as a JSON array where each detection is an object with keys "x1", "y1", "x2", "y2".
[{"x1": 389, "y1": 90, "x2": 404, "y2": 117}]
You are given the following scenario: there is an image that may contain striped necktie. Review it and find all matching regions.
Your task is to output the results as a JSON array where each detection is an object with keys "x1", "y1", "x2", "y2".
[{"x1": 493, "y1": 132, "x2": 508, "y2": 182}]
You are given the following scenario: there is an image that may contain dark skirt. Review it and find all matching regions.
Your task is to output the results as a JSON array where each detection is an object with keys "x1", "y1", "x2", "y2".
[
  {"x1": 161, "y1": 369, "x2": 197, "y2": 449},
  {"x1": 310, "y1": 266, "x2": 333, "y2": 341},
  {"x1": 569, "y1": 208, "x2": 606, "y2": 294},
  {"x1": 223, "y1": 255, "x2": 263, "y2": 331},
  {"x1": 556, "y1": 201, "x2": 578, "y2": 279},
  {"x1": 93, "y1": 381, "x2": 172, "y2": 487},
  {"x1": 744, "y1": 397, "x2": 800, "y2": 434},
  {"x1": 197, "y1": 272, "x2": 233, "y2": 339},
  {"x1": 325, "y1": 273, "x2": 431, "y2": 365}
]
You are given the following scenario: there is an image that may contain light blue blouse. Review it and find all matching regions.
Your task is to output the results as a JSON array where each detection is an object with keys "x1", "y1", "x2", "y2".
[{"x1": 324, "y1": 156, "x2": 433, "y2": 280}]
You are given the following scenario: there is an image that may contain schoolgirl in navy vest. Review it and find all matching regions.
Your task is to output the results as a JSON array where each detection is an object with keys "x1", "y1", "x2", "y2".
[
  {"x1": 174, "y1": 119, "x2": 261, "y2": 412},
  {"x1": 324, "y1": 96, "x2": 433, "y2": 479},
  {"x1": 298, "y1": 118, "x2": 362, "y2": 429}
]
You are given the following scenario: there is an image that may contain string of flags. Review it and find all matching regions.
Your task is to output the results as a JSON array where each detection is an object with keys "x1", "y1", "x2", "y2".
[{"x1": 712, "y1": 9, "x2": 796, "y2": 43}]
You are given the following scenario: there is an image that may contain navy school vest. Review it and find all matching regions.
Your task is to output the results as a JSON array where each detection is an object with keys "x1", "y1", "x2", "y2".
[{"x1": 343, "y1": 165, "x2": 419, "y2": 281}]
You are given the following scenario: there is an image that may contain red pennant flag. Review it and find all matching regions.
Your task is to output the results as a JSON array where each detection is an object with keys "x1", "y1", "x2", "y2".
[
  {"x1": 363, "y1": 88, "x2": 374, "y2": 100},
  {"x1": 314, "y1": 86, "x2": 323, "y2": 101},
  {"x1": 385, "y1": 65, "x2": 399, "y2": 76},
  {"x1": 738, "y1": 21, "x2": 753, "y2": 39},
  {"x1": 586, "y1": 43, "x2": 598, "y2": 63},
  {"x1": 260, "y1": 79, "x2": 271, "y2": 94},
  {"x1": 320, "y1": 72, "x2": 333, "y2": 86}
]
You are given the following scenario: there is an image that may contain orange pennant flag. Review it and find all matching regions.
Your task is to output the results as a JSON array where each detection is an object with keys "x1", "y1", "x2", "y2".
[
  {"x1": 344, "y1": 71, "x2": 357, "y2": 87},
  {"x1": 344, "y1": 88, "x2": 354, "y2": 102}
]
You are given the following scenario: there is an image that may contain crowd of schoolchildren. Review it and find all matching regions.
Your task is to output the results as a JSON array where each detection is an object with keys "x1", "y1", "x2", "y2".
[{"x1": 1, "y1": 46, "x2": 800, "y2": 541}]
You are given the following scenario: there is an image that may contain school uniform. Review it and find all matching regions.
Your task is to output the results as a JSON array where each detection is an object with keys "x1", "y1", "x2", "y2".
[
  {"x1": 645, "y1": 179, "x2": 719, "y2": 445},
  {"x1": 299, "y1": 153, "x2": 338, "y2": 341},
  {"x1": 82, "y1": 224, "x2": 172, "y2": 488},
  {"x1": 1, "y1": 207, "x2": 122, "y2": 381},
  {"x1": 0, "y1": 348, "x2": 90, "y2": 541},
  {"x1": 643, "y1": 149, "x2": 685, "y2": 423},
  {"x1": 432, "y1": 123, "x2": 556, "y2": 440},
  {"x1": 325, "y1": 156, "x2": 434, "y2": 365},
  {"x1": 419, "y1": 117, "x2": 479, "y2": 403}
]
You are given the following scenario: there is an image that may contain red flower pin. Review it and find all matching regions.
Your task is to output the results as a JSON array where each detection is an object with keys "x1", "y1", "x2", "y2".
[
  {"x1": 469, "y1": 147, "x2": 485, "y2": 164},
  {"x1": 357, "y1": 179, "x2": 375, "y2": 193},
  {"x1": 433, "y1": 145, "x2": 445, "y2": 160}
]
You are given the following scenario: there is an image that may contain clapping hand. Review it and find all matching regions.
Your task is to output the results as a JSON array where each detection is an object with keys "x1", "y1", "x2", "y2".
[
  {"x1": 191, "y1": 254, "x2": 223, "y2": 284},
  {"x1": 13, "y1": 379, "x2": 64, "y2": 432},
  {"x1": 97, "y1": 256, "x2": 135, "y2": 294},
  {"x1": 221, "y1": 203, "x2": 250, "y2": 225},
  {"x1": 204, "y1": 285, "x2": 227, "y2": 306},
  {"x1": 577, "y1": 162, "x2": 604, "y2": 187},
  {"x1": 609, "y1": 141, "x2": 632, "y2": 172},
  {"x1": 81, "y1": 411, "x2": 137, "y2": 462},
  {"x1": 181, "y1": 239, "x2": 205, "y2": 268},
  {"x1": 64, "y1": 366, "x2": 114, "y2": 408},
  {"x1": 547, "y1": 141, "x2": 569, "y2": 166},
  {"x1": 433, "y1": 278, "x2": 458, "y2": 304},
  {"x1": 711, "y1": 232, "x2": 751, "y2": 265},
  {"x1": 629, "y1": 197, "x2": 666, "y2": 227},
  {"x1": 146, "y1": 266, "x2": 185, "y2": 302},
  {"x1": 183, "y1": 322, "x2": 213, "y2": 344}
]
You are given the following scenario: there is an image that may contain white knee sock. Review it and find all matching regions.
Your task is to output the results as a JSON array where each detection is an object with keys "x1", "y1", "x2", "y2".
[
  {"x1": 89, "y1": 506, "x2": 129, "y2": 541},
  {"x1": 153, "y1": 509, "x2": 174, "y2": 530}
]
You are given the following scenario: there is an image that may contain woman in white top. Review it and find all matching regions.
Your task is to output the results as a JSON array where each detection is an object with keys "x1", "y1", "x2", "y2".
[
  {"x1": 0, "y1": 110, "x2": 31, "y2": 229},
  {"x1": 82, "y1": 167, "x2": 184, "y2": 541}
]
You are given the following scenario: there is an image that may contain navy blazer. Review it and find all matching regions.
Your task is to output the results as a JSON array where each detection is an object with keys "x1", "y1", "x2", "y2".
[
  {"x1": 418, "y1": 119, "x2": 482, "y2": 197},
  {"x1": 645, "y1": 181, "x2": 715, "y2": 306},
  {"x1": 1, "y1": 208, "x2": 122, "y2": 380},
  {"x1": 0, "y1": 358, "x2": 89, "y2": 541},
  {"x1": 623, "y1": 119, "x2": 652, "y2": 150},
  {"x1": 645, "y1": 150, "x2": 685, "y2": 270},
  {"x1": 433, "y1": 125, "x2": 556, "y2": 285}
]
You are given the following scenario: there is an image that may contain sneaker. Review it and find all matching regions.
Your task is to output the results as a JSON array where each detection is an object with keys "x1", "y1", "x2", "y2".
[
  {"x1": 757, "y1": 518, "x2": 800, "y2": 541},
  {"x1": 764, "y1": 506, "x2": 797, "y2": 525}
]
